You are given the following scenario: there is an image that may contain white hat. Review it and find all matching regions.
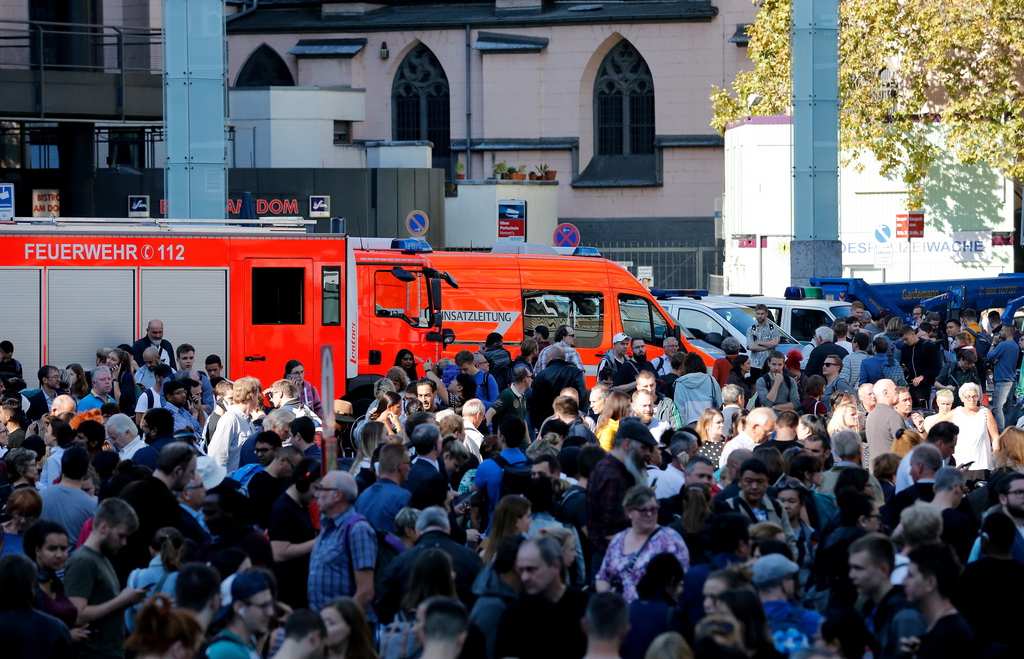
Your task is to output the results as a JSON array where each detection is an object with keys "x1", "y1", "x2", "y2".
[{"x1": 196, "y1": 455, "x2": 227, "y2": 490}]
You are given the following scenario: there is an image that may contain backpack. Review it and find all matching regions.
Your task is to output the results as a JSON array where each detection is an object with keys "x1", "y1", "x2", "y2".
[
  {"x1": 882, "y1": 357, "x2": 907, "y2": 387},
  {"x1": 493, "y1": 454, "x2": 533, "y2": 498},
  {"x1": 965, "y1": 327, "x2": 991, "y2": 362},
  {"x1": 342, "y1": 513, "x2": 406, "y2": 598},
  {"x1": 378, "y1": 611, "x2": 421, "y2": 659},
  {"x1": 767, "y1": 607, "x2": 813, "y2": 655},
  {"x1": 485, "y1": 348, "x2": 515, "y2": 391}
]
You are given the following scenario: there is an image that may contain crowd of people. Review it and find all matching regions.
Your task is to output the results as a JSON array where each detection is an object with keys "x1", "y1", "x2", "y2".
[{"x1": 0, "y1": 303, "x2": 1023, "y2": 659}]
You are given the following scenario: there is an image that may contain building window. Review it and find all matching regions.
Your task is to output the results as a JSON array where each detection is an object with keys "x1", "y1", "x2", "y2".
[
  {"x1": 392, "y1": 44, "x2": 451, "y2": 175},
  {"x1": 333, "y1": 121, "x2": 352, "y2": 145},
  {"x1": 236, "y1": 44, "x2": 295, "y2": 88},
  {"x1": 594, "y1": 41, "x2": 655, "y2": 156}
]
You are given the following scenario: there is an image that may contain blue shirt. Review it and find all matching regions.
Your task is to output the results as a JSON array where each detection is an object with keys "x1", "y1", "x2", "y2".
[
  {"x1": 165, "y1": 402, "x2": 201, "y2": 434},
  {"x1": 857, "y1": 353, "x2": 890, "y2": 386},
  {"x1": 78, "y1": 391, "x2": 115, "y2": 412},
  {"x1": 473, "y1": 370, "x2": 500, "y2": 407},
  {"x1": 354, "y1": 477, "x2": 411, "y2": 535},
  {"x1": 474, "y1": 448, "x2": 527, "y2": 524},
  {"x1": 308, "y1": 508, "x2": 378, "y2": 618},
  {"x1": 989, "y1": 339, "x2": 1020, "y2": 382}
]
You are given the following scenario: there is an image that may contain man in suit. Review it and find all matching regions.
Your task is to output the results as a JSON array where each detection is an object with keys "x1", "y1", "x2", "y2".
[
  {"x1": 25, "y1": 364, "x2": 67, "y2": 421},
  {"x1": 374, "y1": 506, "x2": 483, "y2": 623},
  {"x1": 882, "y1": 443, "x2": 941, "y2": 531},
  {"x1": 404, "y1": 423, "x2": 449, "y2": 510},
  {"x1": 131, "y1": 319, "x2": 174, "y2": 366}
]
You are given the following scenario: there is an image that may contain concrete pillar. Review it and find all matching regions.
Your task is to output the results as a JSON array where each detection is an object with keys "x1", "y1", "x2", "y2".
[{"x1": 790, "y1": 0, "x2": 842, "y2": 284}]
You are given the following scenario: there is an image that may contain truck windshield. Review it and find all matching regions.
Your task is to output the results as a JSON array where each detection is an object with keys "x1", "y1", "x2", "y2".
[
  {"x1": 716, "y1": 305, "x2": 799, "y2": 345},
  {"x1": 830, "y1": 304, "x2": 852, "y2": 319}
]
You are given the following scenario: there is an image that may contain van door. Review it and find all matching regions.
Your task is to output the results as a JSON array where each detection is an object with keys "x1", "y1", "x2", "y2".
[{"x1": 243, "y1": 259, "x2": 314, "y2": 387}]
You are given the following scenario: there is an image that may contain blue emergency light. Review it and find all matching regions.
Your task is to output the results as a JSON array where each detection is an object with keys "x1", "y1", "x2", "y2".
[
  {"x1": 391, "y1": 239, "x2": 433, "y2": 253},
  {"x1": 651, "y1": 289, "x2": 710, "y2": 300}
]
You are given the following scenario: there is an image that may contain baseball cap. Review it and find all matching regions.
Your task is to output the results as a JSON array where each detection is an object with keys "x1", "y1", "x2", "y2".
[
  {"x1": 613, "y1": 332, "x2": 630, "y2": 344},
  {"x1": 614, "y1": 417, "x2": 657, "y2": 447},
  {"x1": 751, "y1": 553, "x2": 800, "y2": 586},
  {"x1": 216, "y1": 571, "x2": 272, "y2": 622}
]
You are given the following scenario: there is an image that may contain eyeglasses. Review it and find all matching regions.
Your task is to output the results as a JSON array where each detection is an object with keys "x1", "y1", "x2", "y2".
[
  {"x1": 824, "y1": 362, "x2": 839, "y2": 368},
  {"x1": 565, "y1": 332, "x2": 576, "y2": 337},
  {"x1": 313, "y1": 485, "x2": 340, "y2": 493},
  {"x1": 290, "y1": 370, "x2": 305, "y2": 377},
  {"x1": 245, "y1": 599, "x2": 276, "y2": 611},
  {"x1": 1006, "y1": 490, "x2": 1024, "y2": 497},
  {"x1": 184, "y1": 483, "x2": 205, "y2": 491},
  {"x1": 633, "y1": 506, "x2": 659, "y2": 516}
]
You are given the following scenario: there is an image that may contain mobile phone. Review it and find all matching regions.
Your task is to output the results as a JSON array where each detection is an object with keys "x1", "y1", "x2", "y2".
[
  {"x1": 452, "y1": 491, "x2": 475, "y2": 509},
  {"x1": 958, "y1": 461, "x2": 975, "y2": 471}
]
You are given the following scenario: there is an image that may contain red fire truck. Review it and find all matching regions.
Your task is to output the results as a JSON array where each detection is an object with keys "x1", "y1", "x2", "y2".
[{"x1": 0, "y1": 218, "x2": 455, "y2": 395}]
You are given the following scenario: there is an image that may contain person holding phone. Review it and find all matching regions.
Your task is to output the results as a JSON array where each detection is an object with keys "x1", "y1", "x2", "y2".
[{"x1": 284, "y1": 359, "x2": 324, "y2": 419}]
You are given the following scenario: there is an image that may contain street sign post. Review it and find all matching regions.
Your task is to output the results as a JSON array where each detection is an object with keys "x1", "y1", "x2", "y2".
[
  {"x1": 0, "y1": 183, "x2": 13, "y2": 219},
  {"x1": 553, "y1": 223, "x2": 581, "y2": 248},
  {"x1": 406, "y1": 210, "x2": 429, "y2": 236}
]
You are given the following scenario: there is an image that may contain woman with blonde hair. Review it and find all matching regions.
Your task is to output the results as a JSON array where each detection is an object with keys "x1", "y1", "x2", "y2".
[
  {"x1": 827, "y1": 403, "x2": 861, "y2": 436},
  {"x1": 595, "y1": 391, "x2": 632, "y2": 451},
  {"x1": 479, "y1": 494, "x2": 532, "y2": 563},
  {"x1": 535, "y1": 526, "x2": 577, "y2": 584},
  {"x1": 891, "y1": 428, "x2": 923, "y2": 457},
  {"x1": 925, "y1": 390, "x2": 956, "y2": 430},
  {"x1": 695, "y1": 408, "x2": 726, "y2": 466},
  {"x1": 994, "y1": 426, "x2": 1024, "y2": 471},
  {"x1": 350, "y1": 420, "x2": 385, "y2": 488},
  {"x1": 644, "y1": 632, "x2": 694, "y2": 659}
]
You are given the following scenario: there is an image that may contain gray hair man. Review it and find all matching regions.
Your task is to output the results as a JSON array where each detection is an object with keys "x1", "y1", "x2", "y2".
[{"x1": 819, "y1": 430, "x2": 885, "y2": 505}]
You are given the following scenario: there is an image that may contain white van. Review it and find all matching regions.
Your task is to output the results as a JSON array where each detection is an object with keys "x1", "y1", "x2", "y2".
[
  {"x1": 704, "y1": 296, "x2": 852, "y2": 344},
  {"x1": 655, "y1": 295, "x2": 804, "y2": 356}
]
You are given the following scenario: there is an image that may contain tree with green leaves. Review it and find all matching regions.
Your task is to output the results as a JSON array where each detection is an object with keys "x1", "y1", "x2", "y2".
[{"x1": 712, "y1": 0, "x2": 1024, "y2": 208}]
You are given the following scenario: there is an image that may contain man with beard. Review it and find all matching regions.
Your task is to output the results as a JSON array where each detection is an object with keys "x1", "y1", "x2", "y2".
[
  {"x1": 631, "y1": 390, "x2": 670, "y2": 442},
  {"x1": 635, "y1": 370, "x2": 682, "y2": 429},
  {"x1": 895, "y1": 387, "x2": 924, "y2": 432},
  {"x1": 613, "y1": 337, "x2": 656, "y2": 390},
  {"x1": 966, "y1": 472, "x2": 1024, "y2": 564},
  {"x1": 65, "y1": 498, "x2": 150, "y2": 659},
  {"x1": 586, "y1": 418, "x2": 658, "y2": 575},
  {"x1": 719, "y1": 457, "x2": 798, "y2": 556}
]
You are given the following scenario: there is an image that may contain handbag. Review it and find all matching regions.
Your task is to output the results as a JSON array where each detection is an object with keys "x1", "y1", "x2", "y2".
[{"x1": 609, "y1": 526, "x2": 662, "y2": 594}]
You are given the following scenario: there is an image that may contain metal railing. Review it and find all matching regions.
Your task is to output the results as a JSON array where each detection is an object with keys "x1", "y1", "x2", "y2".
[
  {"x1": 592, "y1": 241, "x2": 724, "y2": 291},
  {"x1": 0, "y1": 19, "x2": 162, "y2": 75}
]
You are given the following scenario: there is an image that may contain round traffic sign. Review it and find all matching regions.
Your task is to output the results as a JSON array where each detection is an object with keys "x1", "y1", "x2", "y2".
[
  {"x1": 553, "y1": 223, "x2": 581, "y2": 248},
  {"x1": 874, "y1": 224, "x2": 891, "y2": 243},
  {"x1": 407, "y1": 210, "x2": 429, "y2": 236}
]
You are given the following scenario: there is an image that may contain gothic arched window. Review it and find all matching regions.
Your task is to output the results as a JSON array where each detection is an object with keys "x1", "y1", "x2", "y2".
[
  {"x1": 392, "y1": 45, "x2": 451, "y2": 171},
  {"x1": 236, "y1": 45, "x2": 295, "y2": 87},
  {"x1": 594, "y1": 41, "x2": 655, "y2": 156}
]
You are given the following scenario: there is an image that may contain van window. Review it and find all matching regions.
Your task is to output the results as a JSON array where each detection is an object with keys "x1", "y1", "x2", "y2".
[
  {"x1": 252, "y1": 267, "x2": 304, "y2": 325},
  {"x1": 374, "y1": 270, "x2": 429, "y2": 328},
  {"x1": 765, "y1": 307, "x2": 782, "y2": 325},
  {"x1": 619, "y1": 294, "x2": 669, "y2": 347},
  {"x1": 790, "y1": 308, "x2": 830, "y2": 343},
  {"x1": 675, "y1": 308, "x2": 727, "y2": 342},
  {"x1": 523, "y1": 291, "x2": 604, "y2": 348},
  {"x1": 322, "y1": 266, "x2": 341, "y2": 326}
]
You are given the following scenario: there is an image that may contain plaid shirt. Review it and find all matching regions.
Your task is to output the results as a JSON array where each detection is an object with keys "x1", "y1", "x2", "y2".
[
  {"x1": 536, "y1": 342, "x2": 585, "y2": 372},
  {"x1": 308, "y1": 508, "x2": 378, "y2": 618},
  {"x1": 165, "y1": 402, "x2": 200, "y2": 434},
  {"x1": 586, "y1": 455, "x2": 636, "y2": 553}
]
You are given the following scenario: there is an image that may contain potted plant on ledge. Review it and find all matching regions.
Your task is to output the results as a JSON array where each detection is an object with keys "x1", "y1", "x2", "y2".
[
  {"x1": 537, "y1": 163, "x2": 556, "y2": 180},
  {"x1": 455, "y1": 162, "x2": 465, "y2": 180},
  {"x1": 493, "y1": 161, "x2": 508, "y2": 179}
]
